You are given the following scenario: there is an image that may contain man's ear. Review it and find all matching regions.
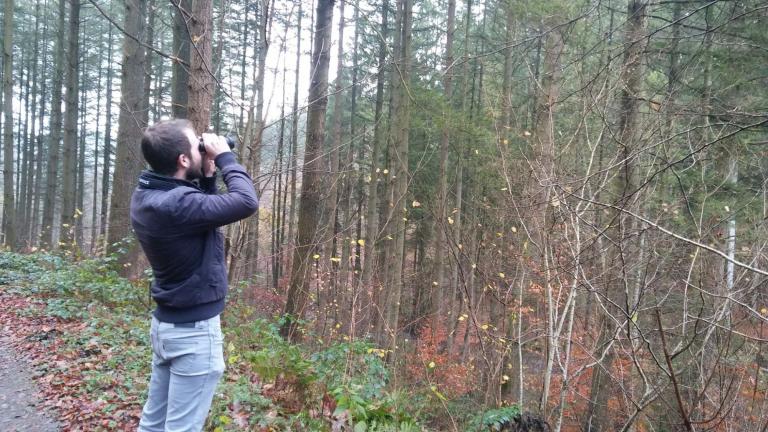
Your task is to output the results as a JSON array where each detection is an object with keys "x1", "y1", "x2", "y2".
[{"x1": 178, "y1": 153, "x2": 189, "y2": 169}]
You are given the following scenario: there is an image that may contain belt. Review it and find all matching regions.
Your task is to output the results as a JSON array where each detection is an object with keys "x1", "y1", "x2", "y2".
[{"x1": 174, "y1": 322, "x2": 196, "y2": 328}]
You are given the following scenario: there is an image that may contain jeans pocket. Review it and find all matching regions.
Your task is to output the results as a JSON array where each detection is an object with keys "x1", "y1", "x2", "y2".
[{"x1": 164, "y1": 339, "x2": 202, "y2": 376}]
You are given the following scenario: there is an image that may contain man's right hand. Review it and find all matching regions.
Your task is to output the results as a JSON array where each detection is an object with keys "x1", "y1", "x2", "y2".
[{"x1": 201, "y1": 133, "x2": 232, "y2": 159}]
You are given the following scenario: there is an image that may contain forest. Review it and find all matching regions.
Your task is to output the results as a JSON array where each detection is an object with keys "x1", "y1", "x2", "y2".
[{"x1": 1, "y1": 0, "x2": 768, "y2": 430}]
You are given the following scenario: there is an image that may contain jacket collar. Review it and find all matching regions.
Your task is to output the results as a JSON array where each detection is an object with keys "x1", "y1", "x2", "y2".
[{"x1": 138, "y1": 170, "x2": 200, "y2": 191}]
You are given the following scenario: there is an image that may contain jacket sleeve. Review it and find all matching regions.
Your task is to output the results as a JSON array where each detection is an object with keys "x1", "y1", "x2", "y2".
[
  {"x1": 199, "y1": 172, "x2": 218, "y2": 195},
  {"x1": 170, "y1": 152, "x2": 259, "y2": 232}
]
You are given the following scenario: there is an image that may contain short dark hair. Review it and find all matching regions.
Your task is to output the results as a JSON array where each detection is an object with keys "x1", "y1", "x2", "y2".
[{"x1": 141, "y1": 119, "x2": 194, "y2": 175}]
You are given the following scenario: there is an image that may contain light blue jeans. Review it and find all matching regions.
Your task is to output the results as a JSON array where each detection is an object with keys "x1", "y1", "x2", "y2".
[{"x1": 138, "y1": 315, "x2": 225, "y2": 432}]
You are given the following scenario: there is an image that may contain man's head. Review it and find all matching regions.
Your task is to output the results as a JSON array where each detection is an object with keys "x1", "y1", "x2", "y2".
[{"x1": 141, "y1": 119, "x2": 204, "y2": 180}]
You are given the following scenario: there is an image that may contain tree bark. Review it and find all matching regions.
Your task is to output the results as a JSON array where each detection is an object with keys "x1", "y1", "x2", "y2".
[
  {"x1": 40, "y1": 0, "x2": 66, "y2": 248},
  {"x1": 380, "y1": 0, "x2": 412, "y2": 356},
  {"x1": 2, "y1": 0, "x2": 15, "y2": 248},
  {"x1": 172, "y1": 0, "x2": 191, "y2": 118},
  {"x1": 60, "y1": 0, "x2": 81, "y2": 249},
  {"x1": 287, "y1": 1, "x2": 302, "y2": 273},
  {"x1": 32, "y1": 2, "x2": 50, "y2": 244},
  {"x1": 428, "y1": 0, "x2": 456, "y2": 332},
  {"x1": 281, "y1": 0, "x2": 335, "y2": 342},
  {"x1": 585, "y1": 2, "x2": 647, "y2": 430},
  {"x1": 187, "y1": 0, "x2": 214, "y2": 133},
  {"x1": 99, "y1": 23, "x2": 114, "y2": 245},
  {"x1": 362, "y1": 0, "x2": 388, "y2": 336},
  {"x1": 107, "y1": 0, "x2": 148, "y2": 276}
]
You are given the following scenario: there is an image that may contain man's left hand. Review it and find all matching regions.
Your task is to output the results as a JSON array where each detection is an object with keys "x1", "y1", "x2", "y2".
[{"x1": 203, "y1": 155, "x2": 216, "y2": 178}]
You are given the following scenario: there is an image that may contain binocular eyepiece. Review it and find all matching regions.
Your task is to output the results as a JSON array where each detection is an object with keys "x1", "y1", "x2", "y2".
[{"x1": 198, "y1": 135, "x2": 236, "y2": 154}]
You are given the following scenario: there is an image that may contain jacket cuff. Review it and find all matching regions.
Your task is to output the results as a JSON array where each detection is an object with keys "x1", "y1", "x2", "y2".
[
  {"x1": 214, "y1": 152, "x2": 236, "y2": 169},
  {"x1": 199, "y1": 174, "x2": 218, "y2": 193}
]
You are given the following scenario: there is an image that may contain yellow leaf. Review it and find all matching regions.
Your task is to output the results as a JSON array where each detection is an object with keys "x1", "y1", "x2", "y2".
[
  {"x1": 458, "y1": 316, "x2": 465, "y2": 321},
  {"x1": 448, "y1": 217, "x2": 454, "y2": 225},
  {"x1": 357, "y1": 239, "x2": 365, "y2": 246},
  {"x1": 481, "y1": 324, "x2": 489, "y2": 330},
  {"x1": 428, "y1": 361, "x2": 436, "y2": 369},
  {"x1": 330, "y1": 257, "x2": 341, "y2": 263},
  {"x1": 412, "y1": 200, "x2": 421, "y2": 207},
  {"x1": 430, "y1": 386, "x2": 448, "y2": 401},
  {"x1": 218, "y1": 415, "x2": 231, "y2": 425},
  {"x1": 502, "y1": 375, "x2": 510, "y2": 382},
  {"x1": 382, "y1": 169, "x2": 389, "y2": 174},
  {"x1": 313, "y1": 254, "x2": 321, "y2": 260},
  {"x1": 523, "y1": 131, "x2": 532, "y2": 137},
  {"x1": 499, "y1": 272, "x2": 505, "y2": 278},
  {"x1": 511, "y1": 226, "x2": 517, "y2": 233}
]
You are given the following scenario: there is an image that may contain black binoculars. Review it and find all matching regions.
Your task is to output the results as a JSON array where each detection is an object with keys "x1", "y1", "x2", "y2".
[{"x1": 198, "y1": 135, "x2": 236, "y2": 154}]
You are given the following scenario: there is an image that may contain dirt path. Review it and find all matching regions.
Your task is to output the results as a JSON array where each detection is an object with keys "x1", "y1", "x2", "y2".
[{"x1": 0, "y1": 336, "x2": 60, "y2": 432}]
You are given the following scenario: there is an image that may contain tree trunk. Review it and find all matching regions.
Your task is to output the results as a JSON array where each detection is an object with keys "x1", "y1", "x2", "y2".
[
  {"x1": 325, "y1": 0, "x2": 345, "y2": 265},
  {"x1": 145, "y1": 0, "x2": 155, "y2": 121},
  {"x1": 91, "y1": 39, "x2": 103, "y2": 253},
  {"x1": 287, "y1": 1, "x2": 302, "y2": 274},
  {"x1": 243, "y1": 0, "x2": 271, "y2": 280},
  {"x1": 32, "y1": 3, "x2": 50, "y2": 244},
  {"x1": 187, "y1": 0, "x2": 214, "y2": 133},
  {"x1": 18, "y1": 50, "x2": 33, "y2": 247},
  {"x1": 362, "y1": 0, "x2": 388, "y2": 337},
  {"x1": 380, "y1": 0, "x2": 412, "y2": 356},
  {"x1": 585, "y1": 2, "x2": 646, "y2": 430},
  {"x1": 172, "y1": 0, "x2": 191, "y2": 118},
  {"x1": 428, "y1": 0, "x2": 455, "y2": 333},
  {"x1": 1, "y1": 0, "x2": 15, "y2": 248},
  {"x1": 76, "y1": 40, "x2": 86, "y2": 249},
  {"x1": 40, "y1": 0, "x2": 66, "y2": 248},
  {"x1": 281, "y1": 0, "x2": 335, "y2": 342},
  {"x1": 99, "y1": 24, "x2": 114, "y2": 245},
  {"x1": 60, "y1": 0, "x2": 80, "y2": 249},
  {"x1": 107, "y1": 0, "x2": 148, "y2": 276}
]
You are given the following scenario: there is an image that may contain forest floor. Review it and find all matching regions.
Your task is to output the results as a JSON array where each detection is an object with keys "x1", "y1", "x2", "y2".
[
  {"x1": 0, "y1": 288, "x2": 144, "y2": 431},
  {"x1": 0, "y1": 326, "x2": 61, "y2": 431}
]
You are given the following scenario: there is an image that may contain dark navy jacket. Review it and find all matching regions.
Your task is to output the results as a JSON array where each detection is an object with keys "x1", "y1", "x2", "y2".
[{"x1": 130, "y1": 152, "x2": 258, "y2": 323}]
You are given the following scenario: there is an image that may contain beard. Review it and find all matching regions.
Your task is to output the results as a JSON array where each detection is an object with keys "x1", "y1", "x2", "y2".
[{"x1": 184, "y1": 158, "x2": 205, "y2": 181}]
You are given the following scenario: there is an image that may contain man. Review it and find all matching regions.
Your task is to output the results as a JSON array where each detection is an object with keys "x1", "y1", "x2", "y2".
[{"x1": 130, "y1": 119, "x2": 258, "y2": 432}]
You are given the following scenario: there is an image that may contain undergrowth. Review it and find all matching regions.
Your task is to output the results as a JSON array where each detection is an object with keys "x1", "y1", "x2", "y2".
[{"x1": 0, "y1": 250, "x2": 523, "y2": 431}]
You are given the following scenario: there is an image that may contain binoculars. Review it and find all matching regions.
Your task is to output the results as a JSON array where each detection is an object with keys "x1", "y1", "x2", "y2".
[{"x1": 198, "y1": 135, "x2": 236, "y2": 154}]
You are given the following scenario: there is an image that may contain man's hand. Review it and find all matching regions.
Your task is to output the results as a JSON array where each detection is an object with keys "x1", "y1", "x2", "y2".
[
  {"x1": 202, "y1": 155, "x2": 216, "y2": 177},
  {"x1": 201, "y1": 133, "x2": 231, "y2": 159}
]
